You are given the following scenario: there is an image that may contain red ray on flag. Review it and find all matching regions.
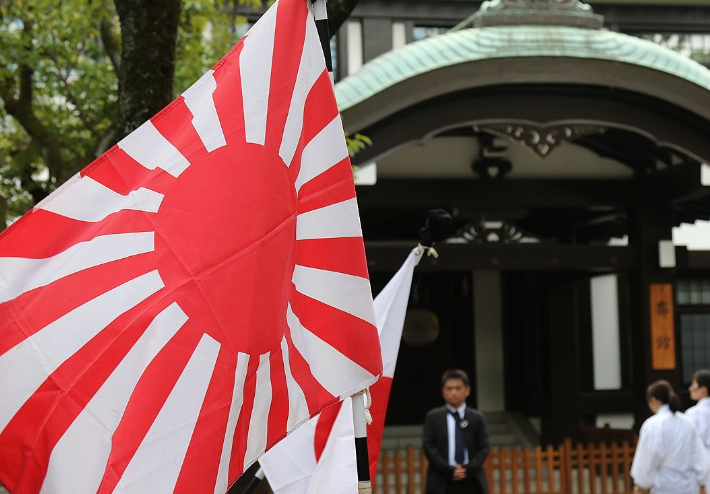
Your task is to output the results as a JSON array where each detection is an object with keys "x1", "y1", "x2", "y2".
[
  {"x1": 0, "y1": 0, "x2": 382, "y2": 492},
  {"x1": 260, "y1": 247, "x2": 423, "y2": 494}
]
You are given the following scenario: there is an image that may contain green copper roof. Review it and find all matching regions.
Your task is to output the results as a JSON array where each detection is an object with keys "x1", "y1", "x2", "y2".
[{"x1": 335, "y1": 25, "x2": 710, "y2": 112}]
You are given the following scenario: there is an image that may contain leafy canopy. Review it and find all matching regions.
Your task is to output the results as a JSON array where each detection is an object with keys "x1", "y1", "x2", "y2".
[{"x1": 0, "y1": 0, "x2": 258, "y2": 224}]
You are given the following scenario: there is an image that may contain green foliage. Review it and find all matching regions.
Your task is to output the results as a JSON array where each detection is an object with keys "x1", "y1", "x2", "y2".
[
  {"x1": 0, "y1": 0, "x2": 118, "y2": 216},
  {"x1": 175, "y1": 0, "x2": 260, "y2": 94},
  {"x1": 0, "y1": 117, "x2": 35, "y2": 219},
  {"x1": 0, "y1": 0, "x2": 261, "y2": 225},
  {"x1": 346, "y1": 132, "x2": 372, "y2": 158},
  {"x1": 0, "y1": 0, "x2": 363, "y2": 226}
]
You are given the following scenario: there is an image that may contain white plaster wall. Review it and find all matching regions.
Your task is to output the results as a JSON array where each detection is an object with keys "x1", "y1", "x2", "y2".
[
  {"x1": 392, "y1": 22, "x2": 407, "y2": 50},
  {"x1": 347, "y1": 21, "x2": 363, "y2": 75},
  {"x1": 596, "y1": 413, "x2": 634, "y2": 430},
  {"x1": 590, "y1": 275, "x2": 622, "y2": 390}
]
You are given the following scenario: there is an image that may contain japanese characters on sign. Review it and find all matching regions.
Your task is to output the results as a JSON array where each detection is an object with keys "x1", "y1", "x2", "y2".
[{"x1": 650, "y1": 283, "x2": 676, "y2": 370}]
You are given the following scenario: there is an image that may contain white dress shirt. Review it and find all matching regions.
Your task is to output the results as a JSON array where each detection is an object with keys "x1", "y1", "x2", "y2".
[
  {"x1": 631, "y1": 405, "x2": 708, "y2": 494},
  {"x1": 445, "y1": 404, "x2": 469, "y2": 467},
  {"x1": 686, "y1": 397, "x2": 710, "y2": 485}
]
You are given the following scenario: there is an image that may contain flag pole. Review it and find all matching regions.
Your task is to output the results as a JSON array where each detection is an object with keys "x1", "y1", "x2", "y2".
[
  {"x1": 311, "y1": 5, "x2": 378, "y2": 489},
  {"x1": 240, "y1": 466, "x2": 265, "y2": 494},
  {"x1": 309, "y1": 0, "x2": 334, "y2": 82},
  {"x1": 345, "y1": 210, "x2": 452, "y2": 494},
  {"x1": 351, "y1": 390, "x2": 372, "y2": 494},
  {"x1": 309, "y1": 0, "x2": 375, "y2": 488}
]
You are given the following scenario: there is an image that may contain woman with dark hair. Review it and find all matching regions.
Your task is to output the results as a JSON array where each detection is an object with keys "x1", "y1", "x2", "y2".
[
  {"x1": 631, "y1": 380, "x2": 708, "y2": 494},
  {"x1": 687, "y1": 369, "x2": 710, "y2": 492}
]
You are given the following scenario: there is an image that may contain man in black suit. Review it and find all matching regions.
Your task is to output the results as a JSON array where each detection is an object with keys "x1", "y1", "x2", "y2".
[{"x1": 423, "y1": 369, "x2": 489, "y2": 494}]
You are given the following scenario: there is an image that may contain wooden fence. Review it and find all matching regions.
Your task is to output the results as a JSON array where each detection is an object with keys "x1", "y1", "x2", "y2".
[{"x1": 375, "y1": 440, "x2": 637, "y2": 494}]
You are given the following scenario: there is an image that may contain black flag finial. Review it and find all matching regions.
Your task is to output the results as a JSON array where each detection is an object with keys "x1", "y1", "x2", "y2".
[
  {"x1": 419, "y1": 209, "x2": 454, "y2": 248},
  {"x1": 309, "y1": 0, "x2": 333, "y2": 78}
]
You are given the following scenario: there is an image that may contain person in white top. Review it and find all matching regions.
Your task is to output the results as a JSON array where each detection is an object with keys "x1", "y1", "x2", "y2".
[
  {"x1": 631, "y1": 380, "x2": 708, "y2": 494},
  {"x1": 686, "y1": 369, "x2": 710, "y2": 494}
]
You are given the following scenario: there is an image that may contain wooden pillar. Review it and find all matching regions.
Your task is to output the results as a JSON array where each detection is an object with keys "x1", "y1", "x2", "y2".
[
  {"x1": 544, "y1": 275, "x2": 582, "y2": 445},
  {"x1": 627, "y1": 178, "x2": 679, "y2": 430},
  {"x1": 361, "y1": 18, "x2": 392, "y2": 63},
  {"x1": 473, "y1": 271, "x2": 505, "y2": 412}
]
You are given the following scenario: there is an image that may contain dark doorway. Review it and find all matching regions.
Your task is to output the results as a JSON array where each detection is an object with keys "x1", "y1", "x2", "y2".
[{"x1": 370, "y1": 271, "x2": 475, "y2": 425}]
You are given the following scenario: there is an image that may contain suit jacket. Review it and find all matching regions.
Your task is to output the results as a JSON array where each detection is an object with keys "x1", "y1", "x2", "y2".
[{"x1": 423, "y1": 406, "x2": 489, "y2": 494}]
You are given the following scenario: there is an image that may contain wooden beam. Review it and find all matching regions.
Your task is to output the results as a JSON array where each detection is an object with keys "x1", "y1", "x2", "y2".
[
  {"x1": 684, "y1": 250, "x2": 710, "y2": 269},
  {"x1": 575, "y1": 212, "x2": 627, "y2": 228},
  {"x1": 364, "y1": 242, "x2": 634, "y2": 271},
  {"x1": 357, "y1": 179, "x2": 634, "y2": 209},
  {"x1": 578, "y1": 391, "x2": 635, "y2": 415},
  {"x1": 649, "y1": 162, "x2": 710, "y2": 203},
  {"x1": 346, "y1": 86, "x2": 710, "y2": 166}
]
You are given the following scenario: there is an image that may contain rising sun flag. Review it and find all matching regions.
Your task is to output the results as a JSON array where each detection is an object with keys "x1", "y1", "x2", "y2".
[{"x1": 0, "y1": 0, "x2": 382, "y2": 492}]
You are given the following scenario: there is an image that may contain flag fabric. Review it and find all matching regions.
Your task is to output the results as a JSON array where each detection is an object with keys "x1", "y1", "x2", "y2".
[
  {"x1": 260, "y1": 247, "x2": 423, "y2": 494},
  {"x1": 0, "y1": 0, "x2": 382, "y2": 492}
]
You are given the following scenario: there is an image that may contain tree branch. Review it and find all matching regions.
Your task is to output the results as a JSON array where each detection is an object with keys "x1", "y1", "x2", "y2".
[
  {"x1": 0, "y1": 20, "x2": 69, "y2": 185},
  {"x1": 0, "y1": 16, "x2": 69, "y2": 189},
  {"x1": 56, "y1": 67, "x2": 102, "y2": 140},
  {"x1": 1, "y1": 82, "x2": 69, "y2": 183},
  {"x1": 95, "y1": 127, "x2": 119, "y2": 157},
  {"x1": 100, "y1": 17, "x2": 121, "y2": 74}
]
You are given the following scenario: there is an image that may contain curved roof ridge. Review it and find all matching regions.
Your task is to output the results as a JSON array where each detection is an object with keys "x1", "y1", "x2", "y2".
[{"x1": 335, "y1": 26, "x2": 710, "y2": 112}]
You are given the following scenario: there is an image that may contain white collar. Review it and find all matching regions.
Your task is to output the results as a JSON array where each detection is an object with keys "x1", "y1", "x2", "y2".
[
  {"x1": 657, "y1": 404, "x2": 672, "y2": 415},
  {"x1": 698, "y1": 397, "x2": 710, "y2": 408},
  {"x1": 445, "y1": 403, "x2": 466, "y2": 415}
]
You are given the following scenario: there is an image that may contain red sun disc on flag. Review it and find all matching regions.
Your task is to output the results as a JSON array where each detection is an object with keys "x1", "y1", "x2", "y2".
[{"x1": 0, "y1": 1, "x2": 382, "y2": 493}]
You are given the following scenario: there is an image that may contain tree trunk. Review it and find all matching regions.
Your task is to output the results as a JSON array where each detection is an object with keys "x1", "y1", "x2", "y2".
[
  {"x1": 113, "y1": 0, "x2": 183, "y2": 141},
  {"x1": 0, "y1": 195, "x2": 6, "y2": 233},
  {"x1": 327, "y1": 0, "x2": 360, "y2": 37}
]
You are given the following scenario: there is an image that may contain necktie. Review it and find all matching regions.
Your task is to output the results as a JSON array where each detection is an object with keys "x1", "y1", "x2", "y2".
[{"x1": 450, "y1": 410, "x2": 465, "y2": 465}]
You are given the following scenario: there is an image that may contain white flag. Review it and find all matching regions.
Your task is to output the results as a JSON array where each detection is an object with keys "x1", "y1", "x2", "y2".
[{"x1": 260, "y1": 247, "x2": 423, "y2": 493}]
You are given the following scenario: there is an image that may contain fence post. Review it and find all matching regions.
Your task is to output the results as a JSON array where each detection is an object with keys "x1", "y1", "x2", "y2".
[
  {"x1": 419, "y1": 449, "x2": 427, "y2": 493},
  {"x1": 562, "y1": 439, "x2": 572, "y2": 494},
  {"x1": 610, "y1": 442, "x2": 619, "y2": 494},
  {"x1": 535, "y1": 447, "x2": 544, "y2": 493},
  {"x1": 511, "y1": 447, "x2": 519, "y2": 494},
  {"x1": 599, "y1": 443, "x2": 608, "y2": 494},
  {"x1": 590, "y1": 443, "x2": 599, "y2": 494},
  {"x1": 382, "y1": 451, "x2": 391, "y2": 494},
  {"x1": 485, "y1": 451, "x2": 494, "y2": 493},
  {"x1": 406, "y1": 446, "x2": 415, "y2": 494},
  {"x1": 545, "y1": 446, "x2": 555, "y2": 493},
  {"x1": 394, "y1": 450, "x2": 403, "y2": 494},
  {"x1": 576, "y1": 442, "x2": 585, "y2": 494},
  {"x1": 499, "y1": 448, "x2": 507, "y2": 494},
  {"x1": 622, "y1": 441, "x2": 632, "y2": 493},
  {"x1": 523, "y1": 447, "x2": 531, "y2": 492}
]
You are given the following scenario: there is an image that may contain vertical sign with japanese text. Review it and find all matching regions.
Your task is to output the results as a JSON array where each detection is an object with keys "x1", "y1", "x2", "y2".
[{"x1": 650, "y1": 283, "x2": 676, "y2": 370}]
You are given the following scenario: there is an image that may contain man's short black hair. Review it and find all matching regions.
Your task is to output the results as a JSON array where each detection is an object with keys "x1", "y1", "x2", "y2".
[
  {"x1": 693, "y1": 369, "x2": 710, "y2": 392},
  {"x1": 441, "y1": 369, "x2": 470, "y2": 388}
]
